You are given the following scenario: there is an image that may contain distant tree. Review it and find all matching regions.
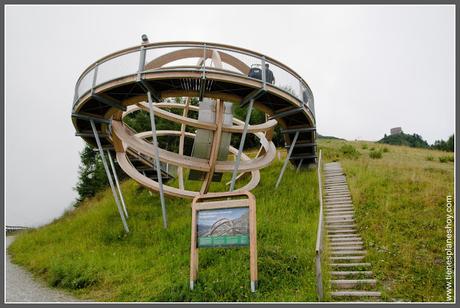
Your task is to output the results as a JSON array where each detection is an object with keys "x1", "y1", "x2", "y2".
[
  {"x1": 432, "y1": 134, "x2": 454, "y2": 152},
  {"x1": 74, "y1": 145, "x2": 109, "y2": 204}
]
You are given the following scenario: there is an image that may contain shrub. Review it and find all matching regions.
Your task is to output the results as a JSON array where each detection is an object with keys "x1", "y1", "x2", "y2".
[
  {"x1": 439, "y1": 156, "x2": 454, "y2": 163},
  {"x1": 369, "y1": 150, "x2": 383, "y2": 159},
  {"x1": 426, "y1": 155, "x2": 434, "y2": 161},
  {"x1": 370, "y1": 147, "x2": 375, "y2": 151},
  {"x1": 361, "y1": 144, "x2": 368, "y2": 150},
  {"x1": 382, "y1": 147, "x2": 389, "y2": 153},
  {"x1": 340, "y1": 144, "x2": 360, "y2": 159}
]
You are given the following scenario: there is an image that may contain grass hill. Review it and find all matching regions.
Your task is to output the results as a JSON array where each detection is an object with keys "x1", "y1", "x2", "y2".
[
  {"x1": 8, "y1": 154, "x2": 319, "y2": 302},
  {"x1": 8, "y1": 140, "x2": 454, "y2": 302}
]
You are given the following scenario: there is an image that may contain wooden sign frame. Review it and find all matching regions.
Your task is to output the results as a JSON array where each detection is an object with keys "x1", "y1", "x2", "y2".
[{"x1": 190, "y1": 191, "x2": 258, "y2": 292}]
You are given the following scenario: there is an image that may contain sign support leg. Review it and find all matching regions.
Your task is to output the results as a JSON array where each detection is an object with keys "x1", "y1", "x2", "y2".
[
  {"x1": 90, "y1": 120, "x2": 129, "y2": 233},
  {"x1": 249, "y1": 193, "x2": 258, "y2": 292},
  {"x1": 190, "y1": 206, "x2": 198, "y2": 290}
]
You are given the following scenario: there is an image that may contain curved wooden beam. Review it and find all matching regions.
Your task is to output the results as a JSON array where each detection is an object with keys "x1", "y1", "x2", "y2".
[
  {"x1": 116, "y1": 132, "x2": 260, "y2": 199},
  {"x1": 144, "y1": 48, "x2": 250, "y2": 75}
]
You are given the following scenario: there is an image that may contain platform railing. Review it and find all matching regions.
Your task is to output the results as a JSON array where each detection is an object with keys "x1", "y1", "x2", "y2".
[{"x1": 72, "y1": 42, "x2": 315, "y2": 118}]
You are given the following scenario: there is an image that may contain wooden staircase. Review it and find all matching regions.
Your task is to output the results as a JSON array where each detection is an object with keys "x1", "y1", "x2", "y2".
[{"x1": 323, "y1": 162, "x2": 381, "y2": 301}]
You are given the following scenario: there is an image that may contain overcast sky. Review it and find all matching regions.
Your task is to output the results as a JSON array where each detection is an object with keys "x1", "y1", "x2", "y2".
[{"x1": 5, "y1": 5, "x2": 455, "y2": 227}]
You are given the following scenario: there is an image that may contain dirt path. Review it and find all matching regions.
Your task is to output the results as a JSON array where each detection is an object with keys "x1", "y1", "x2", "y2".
[{"x1": 6, "y1": 235, "x2": 82, "y2": 302}]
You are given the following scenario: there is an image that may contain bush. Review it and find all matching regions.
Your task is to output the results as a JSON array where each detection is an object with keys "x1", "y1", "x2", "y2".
[
  {"x1": 340, "y1": 144, "x2": 360, "y2": 159},
  {"x1": 361, "y1": 144, "x2": 368, "y2": 150},
  {"x1": 382, "y1": 147, "x2": 389, "y2": 153},
  {"x1": 369, "y1": 150, "x2": 383, "y2": 159},
  {"x1": 439, "y1": 156, "x2": 454, "y2": 163},
  {"x1": 426, "y1": 155, "x2": 434, "y2": 161}
]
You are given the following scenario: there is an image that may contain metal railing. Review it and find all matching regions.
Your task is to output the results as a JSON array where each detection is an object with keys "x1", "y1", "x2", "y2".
[
  {"x1": 6, "y1": 225, "x2": 30, "y2": 234},
  {"x1": 72, "y1": 41, "x2": 315, "y2": 118},
  {"x1": 315, "y1": 149, "x2": 324, "y2": 300}
]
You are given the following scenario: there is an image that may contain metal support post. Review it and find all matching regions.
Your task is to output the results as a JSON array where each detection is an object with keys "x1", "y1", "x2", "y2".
[
  {"x1": 275, "y1": 131, "x2": 299, "y2": 189},
  {"x1": 90, "y1": 120, "x2": 129, "y2": 233},
  {"x1": 107, "y1": 150, "x2": 129, "y2": 218},
  {"x1": 147, "y1": 91, "x2": 168, "y2": 228},
  {"x1": 229, "y1": 99, "x2": 254, "y2": 192},
  {"x1": 296, "y1": 159, "x2": 304, "y2": 173}
]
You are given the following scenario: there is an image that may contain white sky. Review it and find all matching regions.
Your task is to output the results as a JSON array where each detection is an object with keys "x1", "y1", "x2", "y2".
[{"x1": 5, "y1": 5, "x2": 455, "y2": 227}]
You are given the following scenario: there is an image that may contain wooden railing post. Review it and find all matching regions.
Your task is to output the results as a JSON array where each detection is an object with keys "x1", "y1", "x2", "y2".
[{"x1": 315, "y1": 150, "x2": 324, "y2": 301}]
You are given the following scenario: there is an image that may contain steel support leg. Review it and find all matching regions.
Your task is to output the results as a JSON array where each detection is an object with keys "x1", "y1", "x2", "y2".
[
  {"x1": 90, "y1": 120, "x2": 129, "y2": 233},
  {"x1": 275, "y1": 131, "x2": 299, "y2": 188},
  {"x1": 147, "y1": 91, "x2": 168, "y2": 229},
  {"x1": 107, "y1": 150, "x2": 128, "y2": 218},
  {"x1": 296, "y1": 158, "x2": 304, "y2": 173},
  {"x1": 229, "y1": 99, "x2": 254, "y2": 192}
]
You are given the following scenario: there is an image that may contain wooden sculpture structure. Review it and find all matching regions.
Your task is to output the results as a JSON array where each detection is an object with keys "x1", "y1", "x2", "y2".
[
  {"x1": 71, "y1": 39, "x2": 316, "y2": 229},
  {"x1": 72, "y1": 38, "x2": 316, "y2": 292}
]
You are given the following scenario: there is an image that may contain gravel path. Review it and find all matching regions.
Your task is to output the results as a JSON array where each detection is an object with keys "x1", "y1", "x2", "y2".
[{"x1": 6, "y1": 235, "x2": 82, "y2": 302}]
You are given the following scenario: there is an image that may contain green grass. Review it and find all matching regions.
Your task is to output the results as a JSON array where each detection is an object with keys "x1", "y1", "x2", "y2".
[
  {"x1": 9, "y1": 140, "x2": 454, "y2": 302},
  {"x1": 319, "y1": 139, "x2": 454, "y2": 302},
  {"x1": 8, "y1": 154, "x2": 319, "y2": 302}
]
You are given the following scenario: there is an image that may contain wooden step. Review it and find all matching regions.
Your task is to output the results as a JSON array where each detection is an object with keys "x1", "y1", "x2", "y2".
[
  {"x1": 328, "y1": 234, "x2": 361, "y2": 239},
  {"x1": 326, "y1": 207, "x2": 354, "y2": 211},
  {"x1": 330, "y1": 245, "x2": 364, "y2": 250},
  {"x1": 330, "y1": 256, "x2": 365, "y2": 261},
  {"x1": 325, "y1": 201, "x2": 353, "y2": 206},
  {"x1": 328, "y1": 234, "x2": 362, "y2": 237},
  {"x1": 325, "y1": 185, "x2": 348, "y2": 189},
  {"x1": 329, "y1": 238, "x2": 362, "y2": 242},
  {"x1": 325, "y1": 181, "x2": 346, "y2": 185},
  {"x1": 330, "y1": 291, "x2": 381, "y2": 298},
  {"x1": 325, "y1": 211, "x2": 354, "y2": 216},
  {"x1": 326, "y1": 199, "x2": 352, "y2": 204},
  {"x1": 326, "y1": 214, "x2": 354, "y2": 219},
  {"x1": 330, "y1": 279, "x2": 377, "y2": 289},
  {"x1": 330, "y1": 263, "x2": 371, "y2": 268},
  {"x1": 327, "y1": 220, "x2": 355, "y2": 225},
  {"x1": 325, "y1": 188, "x2": 349, "y2": 191},
  {"x1": 330, "y1": 250, "x2": 367, "y2": 255},
  {"x1": 325, "y1": 187, "x2": 349, "y2": 191},
  {"x1": 326, "y1": 193, "x2": 350, "y2": 197},
  {"x1": 327, "y1": 230, "x2": 357, "y2": 235},
  {"x1": 330, "y1": 271, "x2": 373, "y2": 277},
  {"x1": 327, "y1": 225, "x2": 357, "y2": 230},
  {"x1": 325, "y1": 206, "x2": 353, "y2": 210},
  {"x1": 330, "y1": 241, "x2": 364, "y2": 246}
]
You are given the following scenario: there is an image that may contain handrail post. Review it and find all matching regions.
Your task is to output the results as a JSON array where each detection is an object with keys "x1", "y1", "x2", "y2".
[
  {"x1": 91, "y1": 63, "x2": 99, "y2": 94},
  {"x1": 261, "y1": 56, "x2": 267, "y2": 90},
  {"x1": 137, "y1": 45, "x2": 146, "y2": 82}
]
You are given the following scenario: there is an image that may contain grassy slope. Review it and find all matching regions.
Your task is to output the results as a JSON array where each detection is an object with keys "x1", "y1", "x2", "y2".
[
  {"x1": 8, "y1": 140, "x2": 454, "y2": 302},
  {"x1": 318, "y1": 139, "x2": 454, "y2": 302},
  {"x1": 8, "y1": 156, "x2": 319, "y2": 302}
]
